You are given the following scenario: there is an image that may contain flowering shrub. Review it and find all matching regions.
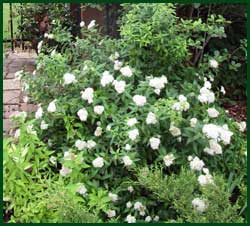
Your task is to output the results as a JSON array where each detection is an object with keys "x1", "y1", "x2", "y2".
[{"x1": 4, "y1": 3, "x2": 246, "y2": 223}]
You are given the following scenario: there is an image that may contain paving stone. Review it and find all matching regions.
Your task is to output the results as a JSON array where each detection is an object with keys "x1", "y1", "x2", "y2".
[
  {"x1": 8, "y1": 65, "x2": 25, "y2": 74},
  {"x1": 3, "y1": 79, "x2": 21, "y2": 90},
  {"x1": 3, "y1": 90, "x2": 21, "y2": 104},
  {"x1": 5, "y1": 73, "x2": 15, "y2": 79},
  {"x1": 20, "y1": 103, "x2": 37, "y2": 113},
  {"x1": 3, "y1": 105, "x2": 19, "y2": 119},
  {"x1": 3, "y1": 119, "x2": 15, "y2": 133}
]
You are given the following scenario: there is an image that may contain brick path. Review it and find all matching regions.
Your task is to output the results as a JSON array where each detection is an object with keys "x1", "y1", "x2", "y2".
[{"x1": 3, "y1": 50, "x2": 37, "y2": 136}]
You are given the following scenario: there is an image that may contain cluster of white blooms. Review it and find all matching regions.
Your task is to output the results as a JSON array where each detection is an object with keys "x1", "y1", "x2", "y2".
[
  {"x1": 60, "y1": 165, "x2": 72, "y2": 177},
  {"x1": 87, "y1": 20, "x2": 96, "y2": 29},
  {"x1": 80, "y1": 21, "x2": 85, "y2": 27},
  {"x1": 40, "y1": 120, "x2": 49, "y2": 130},
  {"x1": 76, "y1": 183, "x2": 87, "y2": 196},
  {"x1": 172, "y1": 95, "x2": 190, "y2": 112},
  {"x1": 163, "y1": 153, "x2": 175, "y2": 167},
  {"x1": 207, "y1": 108, "x2": 220, "y2": 118},
  {"x1": 64, "y1": 151, "x2": 77, "y2": 161},
  {"x1": 81, "y1": 87, "x2": 94, "y2": 104},
  {"x1": 109, "y1": 192, "x2": 119, "y2": 202},
  {"x1": 145, "y1": 216, "x2": 152, "y2": 222},
  {"x1": 26, "y1": 124, "x2": 37, "y2": 135},
  {"x1": 188, "y1": 156, "x2": 205, "y2": 171},
  {"x1": 92, "y1": 156, "x2": 104, "y2": 168},
  {"x1": 14, "y1": 70, "x2": 24, "y2": 80},
  {"x1": 35, "y1": 106, "x2": 43, "y2": 119},
  {"x1": 149, "y1": 137, "x2": 161, "y2": 150},
  {"x1": 190, "y1": 118, "x2": 198, "y2": 127},
  {"x1": 77, "y1": 108, "x2": 88, "y2": 121},
  {"x1": 198, "y1": 81, "x2": 215, "y2": 104},
  {"x1": 127, "y1": 118, "x2": 138, "y2": 127},
  {"x1": 14, "y1": 129, "x2": 21, "y2": 138},
  {"x1": 149, "y1": 75, "x2": 168, "y2": 95},
  {"x1": 94, "y1": 105, "x2": 104, "y2": 115},
  {"x1": 202, "y1": 123, "x2": 233, "y2": 145},
  {"x1": 94, "y1": 126, "x2": 103, "y2": 137},
  {"x1": 169, "y1": 124, "x2": 181, "y2": 137},
  {"x1": 125, "y1": 214, "x2": 136, "y2": 223},
  {"x1": 101, "y1": 71, "x2": 114, "y2": 87},
  {"x1": 127, "y1": 186, "x2": 134, "y2": 193},
  {"x1": 47, "y1": 100, "x2": 57, "y2": 112},
  {"x1": 146, "y1": 112, "x2": 157, "y2": 125},
  {"x1": 236, "y1": 121, "x2": 246, "y2": 132},
  {"x1": 47, "y1": 34, "x2": 54, "y2": 39},
  {"x1": 63, "y1": 73, "x2": 77, "y2": 85},
  {"x1": 204, "y1": 139, "x2": 222, "y2": 156},
  {"x1": 113, "y1": 80, "x2": 126, "y2": 94},
  {"x1": 125, "y1": 144, "x2": 131, "y2": 151},
  {"x1": 128, "y1": 129, "x2": 139, "y2": 141},
  {"x1": 75, "y1": 139, "x2": 96, "y2": 150},
  {"x1": 120, "y1": 65, "x2": 133, "y2": 77},
  {"x1": 122, "y1": 156, "x2": 133, "y2": 166},
  {"x1": 106, "y1": 210, "x2": 116, "y2": 218},
  {"x1": 133, "y1": 95, "x2": 147, "y2": 106},
  {"x1": 198, "y1": 168, "x2": 214, "y2": 186},
  {"x1": 126, "y1": 201, "x2": 133, "y2": 208},
  {"x1": 192, "y1": 198, "x2": 208, "y2": 212},
  {"x1": 134, "y1": 201, "x2": 146, "y2": 216},
  {"x1": 209, "y1": 59, "x2": 219, "y2": 68}
]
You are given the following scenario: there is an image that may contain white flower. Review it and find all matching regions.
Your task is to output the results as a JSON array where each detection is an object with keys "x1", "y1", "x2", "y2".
[
  {"x1": 48, "y1": 34, "x2": 54, "y2": 39},
  {"x1": 81, "y1": 87, "x2": 94, "y2": 104},
  {"x1": 64, "y1": 151, "x2": 77, "y2": 161},
  {"x1": 204, "y1": 139, "x2": 222, "y2": 155},
  {"x1": 149, "y1": 137, "x2": 161, "y2": 150},
  {"x1": 125, "y1": 215, "x2": 136, "y2": 223},
  {"x1": 146, "y1": 112, "x2": 157, "y2": 125},
  {"x1": 47, "y1": 100, "x2": 56, "y2": 112},
  {"x1": 107, "y1": 210, "x2": 116, "y2": 218},
  {"x1": 51, "y1": 49, "x2": 56, "y2": 57},
  {"x1": 106, "y1": 124, "x2": 112, "y2": 131},
  {"x1": 145, "y1": 216, "x2": 152, "y2": 222},
  {"x1": 204, "y1": 81, "x2": 212, "y2": 89},
  {"x1": 14, "y1": 70, "x2": 24, "y2": 79},
  {"x1": 127, "y1": 118, "x2": 137, "y2": 127},
  {"x1": 209, "y1": 59, "x2": 219, "y2": 68},
  {"x1": 169, "y1": 125, "x2": 181, "y2": 137},
  {"x1": 126, "y1": 201, "x2": 133, "y2": 208},
  {"x1": 178, "y1": 95, "x2": 187, "y2": 102},
  {"x1": 125, "y1": 144, "x2": 131, "y2": 151},
  {"x1": 198, "y1": 86, "x2": 215, "y2": 104},
  {"x1": 109, "y1": 192, "x2": 118, "y2": 202},
  {"x1": 101, "y1": 71, "x2": 114, "y2": 87},
  {"x1": 190, "y1": 118, "x2": 198, "y2": 127},
  {"x1": 198, "y1": 171, "x2": 214, "y2": 186},
  {"x1": 26, "y1": 124, "x2": 37, "y2": 135},
  {"x1": 75, "y1": 140, "x2": 87, "y2": 150},
  {"x1": 149, "y1": 76, "x2": 168, "y2": 94},
  {"x1": 80, "y1": 21, "x2": 85, "y2": 27},
  {"x1": 94, "y1": 126, "x2": 102, "y2": 137},
  {"x1": 122, "y1": 156, "x2": 133, "y2": 166},
  {"x1": 40, "y1": 120, "x2": 48, "y2": 130},
  {"x1": 192, "y1": 198, "x2": 208, "y2": 212},
  {"x1": 59, "y1": 165, "x2": 72, "y2": 176},
  {"x1": 188, "y1": 155, "x2": 193, "y2": 161},
  {"x1": 77, "y1": 108, "x2": 88, "y2": 121},
  {"x1": 128, "y1": 186, "x2": 134, "y2": 193},
  {"x1": 49, "y1": 156, "x2": 56, "y2": 165},
  {"x1": 133, "y1": 95, "x2": 147, "y2": 106},
  {"x1": 94, "y1": 105, "x2": 104, "y2": 115},
  {"x1": 236, "y1": 121, "x2": 246, "y2": 132},
  {"x1": 207, "y1": 108, "x2": 219, "y2": 118},
  {"x1": 14, "y1": 129, "x2": 20, "y2": 138},
  {"x1": 163, "y1": 154, "x2": 175, "y2": 167},
  {"x1": 128, "y1": 129, "x2": 139, "y2": 141},
  {"x1": 114, "y1": 60, "x2": 123, "y2": 70},
  {"x1": 120, "y1": 65, "x2": 133, "y2": 77},
  {"x1": 77, "y1": 183, "x2": 87, "y2": 196},
  {"x1": 87, "y1": 140, "x2": 96, "y2": 149},
  {"x1": 113, "y1": 80, "x2": 126, "y2": 94},
  {"x1": 63, "y1": 73, "x2": 77, "y2": 85},
  {"x1": 35, "y1": 106, "x2": 43, "y2": 119},
  {"x1": 189, "y1": 156, "x2": 205, "y2": 171},
  {"x1": 87, "y1": 20, "x2": 96, "y2": 29},
  {"x1": 44, "y1": 33, "x2": 48, "y2": 38},
  {"x1": 37, "y1": 41, "x2": 43, "y2": 53},
  {"x1": 153, "y1": 216, "x2": 159, "y2": 222},
  {"x1": 134, "y1": 201, "x2": 146, "y2": 215},
  {"x1": 220, "y1": 86, "x2": 226, "y2": 95},
  {"x1": 92, "y1": 156, "x2": 104, "y2": 168},
  {"x1": 172, "y1": 95, "x2": 190, "y2": 112}
]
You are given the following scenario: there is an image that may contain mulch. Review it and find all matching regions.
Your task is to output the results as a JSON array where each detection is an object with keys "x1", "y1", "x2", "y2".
[{"x1": 223, "y1": 101, "x2": 247, "y2": 122}]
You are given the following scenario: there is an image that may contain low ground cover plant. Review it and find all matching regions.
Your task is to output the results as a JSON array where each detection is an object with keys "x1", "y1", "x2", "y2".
[{"x1": 4, "y1": 3, "x2": 246, "y2": 223}]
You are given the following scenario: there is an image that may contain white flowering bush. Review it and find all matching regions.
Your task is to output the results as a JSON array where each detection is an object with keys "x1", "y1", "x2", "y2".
[{"x1": 4, "y1": 4, "x2": 246, "y2": 223}]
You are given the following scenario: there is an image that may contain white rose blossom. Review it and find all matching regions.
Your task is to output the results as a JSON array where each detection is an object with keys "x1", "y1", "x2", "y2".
[
  {"x1": 77, "y1": 108, "x2": 88, "y2": 121},
  {"x1": 163, "y1": 154, "x2": 175, "y2": 167},
  {"x1": 190, "y1": 118, "x2": 198, "y2": 127},
  {"x1": 81, "y1": 87, "x2": 94, "y2": 104},
  {"x1": 109, "y1": 192, "x2": 118, "y2": 202},
  {"x1": 80, "y1": 21, "x2": 85, "y2": 27},
  {"x1": 207, "y1": 108, "x2": 220, "y2": 118},
  {"x1": 169, "y1": 125, "x2": 181, "y2": 137},
  {"x1": 127, "y1": 118, "x2": 138, "y2": 127},
  {"x1": 35, "y1": 106, "x2": 43, "y2": 119},
  {"x1": 149, "y1": 137, "x2": 161, "y2": 150},
  {"x1": 101, "y1": 71, "x2": 114, "y2": 87},
  {"x1": 94, "y1": 105, "x2": 104, "y2": 115},
  {"x1": 133, "y1": 95, "x2": 147, "y2": 106},
  {"x1": 113, "y1": 80, "x2": 126, "y2": 94},
  {"x1": 146, "y1": 112, "x2": 157, "y2": 125},
  {"x1": 107, "y1": 210, "x2": 116, "y2": 218},
  {"x1": 47, "y1": 100, "x2": 56, "y2": 112},
  {"x1": 192, "y1": 198, "x2": 208, "y2": 212},
  {"x1": 75, "y1": 140, "x2": 87, "y2": 150},
  {"x1": 189, "y1": 156, "x2": 205, "y2": 171},
  {"x1": 92, "y1": 156, "x2": 104, "y2": 168},
  {"x1": 63, "y1": 73, "x2": 77, "y2": 85},
  {"x1": 120, "y1": 65, "x2": 133, "y2": 77},
  {"x1": 59, "y1": 165, "x2": 72, "y2": 177},
  {"x1": 122, "y1": 156, "x2": 133, "y2": 166},
  {"x1": 128, "y1": 129, "x2": 139, "y2": 141},
  {"x1": 209, "y1": 59, "x2": 219, "y2": 68},
  {"x1": 94, "y1": 126, "x2": 102, "y2": 137},
  {"x1": 125, "y1": 215, "x2": 136, "y2": 223},
  {"x1": 87, "y1": 20, "x2": 96, "y2": 29},
  {"x1": 40, "y1": 120, "x2": 48, "y2": 130}
]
